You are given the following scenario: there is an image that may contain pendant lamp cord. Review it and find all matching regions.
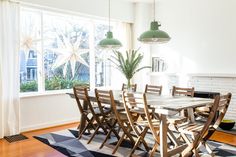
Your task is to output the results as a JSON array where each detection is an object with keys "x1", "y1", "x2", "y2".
[
  {"x1": 109, "y1": 0, "x2": 111, "y2": 31},
  {"x1": 153, "y1": 0, "x2": 156, "y2": 21}
]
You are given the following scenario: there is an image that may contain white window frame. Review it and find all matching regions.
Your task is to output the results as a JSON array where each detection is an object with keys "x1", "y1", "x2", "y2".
[{"x1": 19, "y1": 6, "x2": 120, "y2": 97}]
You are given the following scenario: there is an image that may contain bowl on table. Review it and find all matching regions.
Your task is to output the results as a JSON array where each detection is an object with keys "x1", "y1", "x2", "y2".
[{"x1": 219, "y1": 119, "x2": 235, "y2": 130}]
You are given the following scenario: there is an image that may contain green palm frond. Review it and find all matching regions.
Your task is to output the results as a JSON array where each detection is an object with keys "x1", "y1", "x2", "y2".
[{"x1": 109, "y1": 49, "x2": 151, "y2": 80}]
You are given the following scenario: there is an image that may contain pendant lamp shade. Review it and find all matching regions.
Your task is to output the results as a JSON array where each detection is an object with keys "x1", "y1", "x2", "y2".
[
  {"x1": 97, "y1": 0, "x2": 122, "y2": 49},
  {"x1": 138, "y1": 21, "x2": 170, "y2": 43},
  {"x1": 98, "y1": 31, "x2": 122, "y2": 49},
  {"x1": 138, "y1": 0, "x2": 170, "y2": 44}
]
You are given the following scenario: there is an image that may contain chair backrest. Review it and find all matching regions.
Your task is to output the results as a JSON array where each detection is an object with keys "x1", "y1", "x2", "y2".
[
  {"x1": 212, "y1": 93, "x2": 232, "y2": 129},
  {"x1": 96, "y1": 89, "x2": 128, "y2": 126},
  {"x1": 190, "y1": 95, "x2": 220, "y2": 152},
  {"x1": 145, "y1": 84, "x2": 162, "y2": 95},
  {"x1": 143, "y1": 93, "x2": 160, "y2": 143},
  {"x1": 122, "y1": 91, "x2": 144, "y2": 136},
  {"x1": 73, "y1": 86, "x2": 92, "y2": 114},
  {"x1": 172, "y1": 86, "x2": 194, "y2": 97},
  {"x1": 94, "y1": 89, "x2": 112, "y2": 115},
  {"x1": 122, "y1": 83, "x2": 137, "y2": 92},
  {"x1": 202, "y1": 93, "x2": 232, "y2": 142}
]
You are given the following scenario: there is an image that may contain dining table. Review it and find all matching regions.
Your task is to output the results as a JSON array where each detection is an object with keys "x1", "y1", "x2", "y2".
[{"x1": 67, "y1": 90, "x2": 214, "y2": 157}]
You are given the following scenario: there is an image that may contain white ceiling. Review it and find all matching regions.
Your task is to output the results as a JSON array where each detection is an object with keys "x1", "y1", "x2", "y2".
[{"x1": 120, "y1": 0, "x2": 153, "y2": 3}]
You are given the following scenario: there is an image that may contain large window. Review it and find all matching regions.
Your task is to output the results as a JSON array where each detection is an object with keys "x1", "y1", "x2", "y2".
[{"x1": 19, "y1": 8, "x2": 123, "y2": 93}]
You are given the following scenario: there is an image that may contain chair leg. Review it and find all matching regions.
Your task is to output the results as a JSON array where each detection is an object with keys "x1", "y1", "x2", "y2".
[
  {"x1": 124, "y1": 125, "x2": 135, "y2": 144},
  {"x1": 129, "y1": 127, "x2": 149, "y2": 156},
  {"x1": 150, "y1": 141, "x2": 159, "y2": 157},
  {"x1": 78, "y1": 121, "x2": 90, "y2": 139},
  {"x1": 78, "y1": 118, "x2": 94, "y2": 139},
  {"x1": 112, "y1": 132, "x2": 126, "y2": 154},
  {"x1": 193, "y1": 148, "x2": 200, "y2": 157},
  {"x1": 167, "y1": 128, "x2": 180, "y2": 147},
  {"x1": 112, "y1": 124, "x2": 134, "y2": 154},
  {"x1": 94, "y1": 116, "x2": 108, "y2": 135},
  {"x1": 180, "y1": 132, "x2": 191, "y2": 145},
  {"x1": 140, "y1": 127, "x2": 150, "y2": 152},
  {"x1": 100, "y1": 128, "x2": 112, "y2": 149},
  {"x1": 100, "y1": 119, "x2": 117, "y2": 148},
  {"x1": 87, "y1": 126, "x2": 100, "y2": 144},
  {"x1": 129, "y1": 136, "x2": 142, "y2": 157},
  {"x1": 106, "y1": 119, "x2": 120, "y2": 139},
  {"x1": 203, "y1": 142, "x2": 213, "y2": 155}
]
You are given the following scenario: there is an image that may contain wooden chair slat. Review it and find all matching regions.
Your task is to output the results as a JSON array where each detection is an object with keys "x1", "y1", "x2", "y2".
[
  {"x1": 122, "y1": 83, "x2": 137, "y2": 92},
  {"x1": 172, "y1": 86, "x2": 194, "y2": 97},
  {"x1": 145, "y1": 84, "x2": 162, "y2": 95}
]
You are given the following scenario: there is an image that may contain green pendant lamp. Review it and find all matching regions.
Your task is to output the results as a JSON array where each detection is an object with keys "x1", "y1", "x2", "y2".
[
  {"x1": 98, "y1": 0, "x2": 122, "y2": 49},
  {"x1": 138, "y1": 0, "x2": 171, "y2": 44}
]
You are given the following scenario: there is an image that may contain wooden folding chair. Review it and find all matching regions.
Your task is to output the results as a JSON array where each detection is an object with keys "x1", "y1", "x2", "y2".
[
  {"x1": 201, "y1": 93, "x2": 232, "y2": 155},
  {"x1": 122, "y1": 91, "x2": 160, "y2": 156},
  {"x1": 194, "y1": 93, "x2": 231, "y2": 122},
  {"x1": 145, "y1": 84, "x2": 162, "y2": 95},
  {"x1": 122, "y1": 83, "x2": 137, "y2": 92},
  {"x1": 97, "y1": 90, "x2": 136, "y2": 154},
  {"x1": 178, "y1": 95, "x2": 221, "y2": 157},
  {"x1": 73, "y1": 86, "x2": 96, "y2": 137},
  {"x1": 170, "y1": 86, "x2": 195, "y2": 123},
  {"x1": 142, "y1": 93, "x2": 161, "y2": 156},
  {"x1": 87, "y1": 89, "x2": 120, "y2": 144}
]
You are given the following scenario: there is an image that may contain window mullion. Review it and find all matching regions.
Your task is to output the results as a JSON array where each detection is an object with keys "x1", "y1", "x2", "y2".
[
  {"x1": 37, "y1": 11, "x2": 45, "y2": 93},
  {"x1": 89, "y1": 21, "x2": 95, "y2": 89}
]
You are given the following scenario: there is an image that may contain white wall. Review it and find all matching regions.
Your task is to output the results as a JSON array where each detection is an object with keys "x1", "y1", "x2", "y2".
[
  {"x1": 151, "y1": 0, "x2": 236, "y2": 73},
  {"x1": 19, "y1": 0, "x2": 134, "y2": 23},
  {"x1": 0, "y1": 98, "x2": 3, "y2": 138},
  {"x1": 20, "y1": 94, "x2": 79, "y2": 132},
  {"x1": 132, "y1": 3, "x2": 152, "y2": 91}
]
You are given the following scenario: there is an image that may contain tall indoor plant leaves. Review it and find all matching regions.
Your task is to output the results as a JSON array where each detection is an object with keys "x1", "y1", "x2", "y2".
[{"x1": 110, "y1": 49, "x2": 151, "y2": 89}]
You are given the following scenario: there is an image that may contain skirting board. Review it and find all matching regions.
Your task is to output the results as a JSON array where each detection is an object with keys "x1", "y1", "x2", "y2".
[{"x1": 20, "y1": 118, "x2": 79, "y2": 132}]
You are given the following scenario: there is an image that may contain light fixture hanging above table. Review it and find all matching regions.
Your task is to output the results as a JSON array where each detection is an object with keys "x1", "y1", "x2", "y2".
[
  {"x1": 98, "y1": 0, "x2": 122, "y2": 49},
  {"x1": 138, "y1": 0, "x2": 171, "y2": 44}
]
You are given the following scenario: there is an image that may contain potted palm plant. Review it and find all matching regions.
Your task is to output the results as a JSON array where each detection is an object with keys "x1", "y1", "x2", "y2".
[{"x1": 110, "y1": 49, "x2": 151, "y2": 90}]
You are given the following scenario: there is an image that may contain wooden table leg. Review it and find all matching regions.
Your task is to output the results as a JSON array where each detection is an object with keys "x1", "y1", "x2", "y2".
[
  {"x1": 160, "y1": 114, "x2": 168, "y2": 157},
  {"x1": 79, "y1": 100, "x2": 88, "y2": 134},
  {"x1": 187, "y1": 108, "x2": 195, "y2": 122}
]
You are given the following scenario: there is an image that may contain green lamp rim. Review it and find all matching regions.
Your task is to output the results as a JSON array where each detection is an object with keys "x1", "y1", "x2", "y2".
[
  {"x1": 97, "y1": 31, "x2": 122, "y2": 49},
  {"x1": 138, "y1": 21, "x2": 171, "y2": 44}
]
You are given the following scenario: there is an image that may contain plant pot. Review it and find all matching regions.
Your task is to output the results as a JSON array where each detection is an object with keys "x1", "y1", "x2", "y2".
[{"x1": 219, "y1": 119, "x2": 235, "y2": 130}]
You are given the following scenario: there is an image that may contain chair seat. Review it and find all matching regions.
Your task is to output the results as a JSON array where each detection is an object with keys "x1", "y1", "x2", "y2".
[
  {"x1": 167, "y1": 115, "x2": 187, "y2": 124},
  {"x1": 137, "y1": 119, "x2": 160, "y2": 128},
  {"x1": 130, "y1": 108, "x2": 153, "y2": 115},
  {"x1": 195, "y1": 106, "x2": 210, "y2": 118},
  {"x1": 178, "y1": 122, "x2": 204, "y2": 135},
  {"x1": 110, "y1": 112, "x2": 128, "y2": 121}
]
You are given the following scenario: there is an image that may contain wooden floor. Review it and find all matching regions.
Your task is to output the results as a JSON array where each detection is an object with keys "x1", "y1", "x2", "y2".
[
  {"x1": 0, "y1": 123, "x2": 235, "y2": 157},
  {"x1": 0, "y1": 123, "x2": 78, "y2": 157}
]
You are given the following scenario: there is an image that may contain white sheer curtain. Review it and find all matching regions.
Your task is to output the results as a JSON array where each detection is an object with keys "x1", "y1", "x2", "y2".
[
  {"x1": 0, "y1": 0, "x2": 20, "y2": 137},
  {"x1": 115, "y1": 22, "x2": 133, "y2": 51},
  {"x1": 110, "y1": 22, "x2": 133, "y2": 89}
]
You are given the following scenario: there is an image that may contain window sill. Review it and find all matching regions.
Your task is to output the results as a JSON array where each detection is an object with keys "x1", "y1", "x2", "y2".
[{"x1": 20, "y1": 89, "x2": 73, "y2": 98}]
